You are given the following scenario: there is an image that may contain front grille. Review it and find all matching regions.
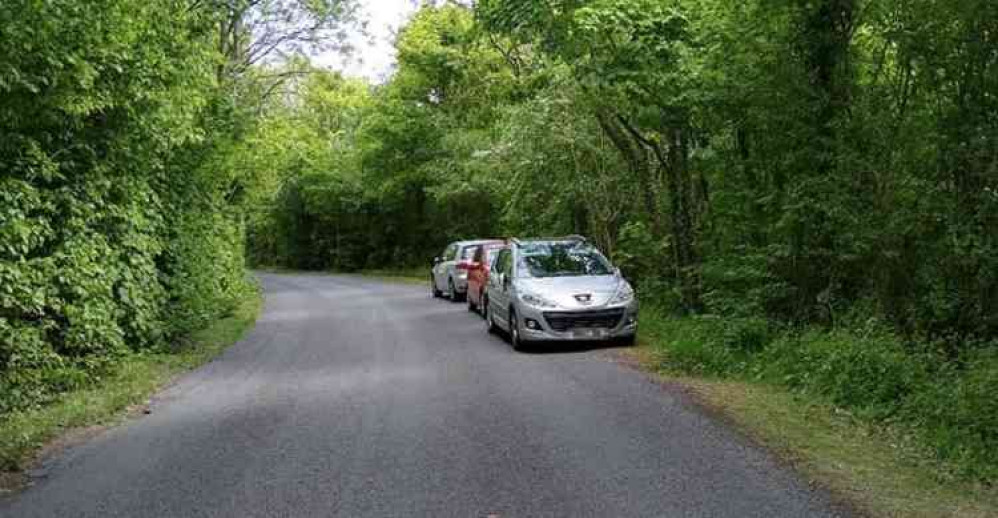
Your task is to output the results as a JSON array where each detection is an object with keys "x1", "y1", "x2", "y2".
[{"x1": 543, "y1": 308, "x2": 625, "y2": 332}]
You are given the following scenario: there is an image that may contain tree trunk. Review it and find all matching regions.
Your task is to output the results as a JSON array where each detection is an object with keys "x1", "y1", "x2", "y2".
[
  {"x1": 598, "y1": 107, "x2": 703, "y2": 312},
  {"x1": 594, "y1": 110, "x2": 666, "y2": 241},
  {"x1": 800, "y1": 0, "x2": 855, "y2": 175},
  {"x1": 664, "y1": 125, "x2": 702, "y2": 313}
]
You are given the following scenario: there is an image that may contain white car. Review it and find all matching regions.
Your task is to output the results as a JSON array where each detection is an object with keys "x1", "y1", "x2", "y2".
[{"x1": 431, "y1": 239, "x2": 504, "y2": 301}]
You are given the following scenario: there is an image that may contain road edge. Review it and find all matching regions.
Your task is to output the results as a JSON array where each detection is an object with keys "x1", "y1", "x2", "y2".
[
  {"x1": 611, "y1": 346, "x2": 998, "y2": 518},
  {"x1": 0, "y1": 277, "x2": 264, "y2": 497}
]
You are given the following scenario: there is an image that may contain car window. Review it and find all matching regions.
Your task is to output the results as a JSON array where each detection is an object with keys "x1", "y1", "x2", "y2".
[
  {"x1": 461, "y1": 245, "x2": 479, "y2": 261},
  {"x1": 444, "y1": 244, "x2": 458, "y2": 261},
  {"x1": 493, "y1": 249, "x2": 510, "y2": 274},
  {"x1": 490, "y1": 250, "x2": 502, "y2": 273},
  {"x1": 496, "y1": 248, "x2": 510, "y2": 270},
  {"x1": 516, "y1": 242, "x2": 611, "y2": 278},
  {"x1": 484, "y1": 246, "x2": 501, "y2": 266}
]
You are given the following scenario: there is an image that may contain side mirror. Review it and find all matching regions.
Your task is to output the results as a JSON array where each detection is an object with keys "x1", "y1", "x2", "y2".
[{"x1": 432, "y1": 257, "x2": 442, "y2": 266}]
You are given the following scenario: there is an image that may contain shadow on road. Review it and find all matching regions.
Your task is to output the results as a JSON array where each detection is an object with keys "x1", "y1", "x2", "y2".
[{"x1": 519, "y1": 341, "x2": 635, "y2": 355}]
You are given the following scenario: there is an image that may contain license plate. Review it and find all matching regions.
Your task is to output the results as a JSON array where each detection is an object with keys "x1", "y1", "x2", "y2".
[{"x1": 572, "y1": 329, "x2": 605, "y2": 339}]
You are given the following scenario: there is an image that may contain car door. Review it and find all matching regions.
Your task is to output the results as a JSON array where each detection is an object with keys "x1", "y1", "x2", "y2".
[
  {"x1": 446, "y1": 243, "x2": 463, "y2": 292},
  {"x1": 432, "y1": 245, "x2": 445, "y2": 291},
  {"x1": 489, "y1": 248, "x2": 513, "y2": 327},
  {"x1": 468, "y1": 245, "x2": 485, "y2": 302},
  {"x1": 481, "y1": 247, "x2": 497, "y2": 293}
]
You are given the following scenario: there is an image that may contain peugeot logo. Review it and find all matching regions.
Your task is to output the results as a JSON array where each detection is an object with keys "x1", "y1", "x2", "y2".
[{"x1": 574, "y1": 293, "x2": 593, "y2": 304}]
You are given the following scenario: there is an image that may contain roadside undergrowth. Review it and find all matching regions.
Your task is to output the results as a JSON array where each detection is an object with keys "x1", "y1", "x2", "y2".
[{"x1": 635, "y1": 313, "x2": 998, "y2": 518}]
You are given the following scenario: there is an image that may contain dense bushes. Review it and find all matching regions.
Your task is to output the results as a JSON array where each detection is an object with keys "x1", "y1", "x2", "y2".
[
  {"x1": 906, "y1": 352, "x2": 998, "y2": 481},
  {"x1": 639, "y1": 316, "x2": 761, "y2": 376},
  {"x1": 0, "y1": 1, "x2": 252, "y2": 415},
  {"x1": 758, "y1": 329, "x2": 926, "y2": 418}
]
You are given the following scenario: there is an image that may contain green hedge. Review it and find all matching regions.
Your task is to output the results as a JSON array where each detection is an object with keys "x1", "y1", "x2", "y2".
[{"x1": 0, "y1": 0, "x2": 248, "y2": 416}]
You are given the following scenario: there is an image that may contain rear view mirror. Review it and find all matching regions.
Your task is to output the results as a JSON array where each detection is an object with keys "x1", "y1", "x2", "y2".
[{"x1": 433, "y1": 257, "x2": 442, "y2": 266}]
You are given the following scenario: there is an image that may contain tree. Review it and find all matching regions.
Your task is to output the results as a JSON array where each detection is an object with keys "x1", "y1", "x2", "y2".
[
  {"x1": 479, "y1": 0, "x2": 707, "y2": 312},
  {"x1": 214, "y1": 0, "x2": 359, "y2": 80}
]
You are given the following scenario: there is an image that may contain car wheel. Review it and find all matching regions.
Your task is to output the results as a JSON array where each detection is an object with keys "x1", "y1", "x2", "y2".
[
  {"x1": 485, "y1": 298, "x2": 497, "y2": 334},
  {"x1": 431, "y1": 274, "x2": 442, "y2": 298},
  {"x1": 509, "y1": 308, "x2": 528, "y2": 352},
  {"x1": 619, "y1": 334, "x2": 636, "y2": 346}
]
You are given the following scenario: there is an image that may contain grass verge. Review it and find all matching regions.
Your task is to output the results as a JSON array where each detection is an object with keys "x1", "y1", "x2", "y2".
[
  {"x1": 633, "y1": 321, "x2": 998, "y2": 517},
  {"x1": 0, "y1": 281, "x2": 263, "y2": 493},
  {"x1": 255, "y1": 266, "x2": 426, "y2": 285},
  {"x1": 357, "y1": 268, "x2": 426, "y2": 285}
]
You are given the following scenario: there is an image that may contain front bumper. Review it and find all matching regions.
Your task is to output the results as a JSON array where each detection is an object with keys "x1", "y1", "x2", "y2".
[{"x1": 516, "y1": 301, "x2": 638, "y2": 342}]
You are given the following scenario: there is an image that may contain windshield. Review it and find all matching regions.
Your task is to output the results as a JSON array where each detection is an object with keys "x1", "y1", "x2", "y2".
[{"x1": 516, "y1": 242, "x2": 612, "y2": 278}]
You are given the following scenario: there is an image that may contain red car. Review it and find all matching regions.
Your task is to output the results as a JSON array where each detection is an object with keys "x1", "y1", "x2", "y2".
[{"x1": 466, "y1": 241, "x2": 507, "y2": 315}]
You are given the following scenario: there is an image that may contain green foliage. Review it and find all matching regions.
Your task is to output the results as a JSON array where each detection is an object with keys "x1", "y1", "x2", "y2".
[
  {"x1": 245, "y1": 5, "x2": 528, "y2": 270},
  {"x1": 613, "y1": 222, "x2": 665, "y2": 284},
  {"x1": 907, "y1": 351, "x2": 998, "y2": 481},
  {"x1": 642, "y1": 314, "x2": 772, "y2": 376},
  {"x1": 0, "y1": 0, "x2": 266, "y2": 415},
  {"x1": 756, "y1": 328, "x2": 926, "y2": 418}
]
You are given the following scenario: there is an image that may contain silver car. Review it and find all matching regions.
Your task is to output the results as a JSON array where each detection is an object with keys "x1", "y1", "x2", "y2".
[
  {"x1": 484, "y1": 237, "x2": 638, "y2": 351},
  {"x1": 431, "y1": 239, "x2": 504, "y2": 301}
]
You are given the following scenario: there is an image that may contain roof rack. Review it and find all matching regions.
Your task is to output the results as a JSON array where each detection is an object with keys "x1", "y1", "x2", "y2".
[{"x1": 510, "y1": 235, "x2": 587, "y2": 245}]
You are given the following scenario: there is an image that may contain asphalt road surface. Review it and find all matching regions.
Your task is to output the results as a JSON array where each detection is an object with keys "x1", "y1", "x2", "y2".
[{"x1": 1, "y1": 273, "x2": 847, "y2": 518}]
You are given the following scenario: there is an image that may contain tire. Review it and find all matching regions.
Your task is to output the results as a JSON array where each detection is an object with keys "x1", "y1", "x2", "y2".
[
  {"x1": 618, "y1": 334, "x2": 637, "y2": 346},
  {"x1": 485, "y1": 297, "x2": 497, "y2": 334},
  {"x1": 509, "y1": 308, "x2": 528, "y2": 352},
  {"x1": 431, "y1": 274, "x2": 442, "y2": 298}
]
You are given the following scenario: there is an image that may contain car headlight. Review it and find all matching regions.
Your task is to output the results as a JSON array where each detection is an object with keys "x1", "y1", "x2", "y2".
[
  {"x1": 609, "y1": 284, "x2": 635, "y2": 305},
  {"x1": 519, "y1": 292, "x2": 557, "y2": 308}
]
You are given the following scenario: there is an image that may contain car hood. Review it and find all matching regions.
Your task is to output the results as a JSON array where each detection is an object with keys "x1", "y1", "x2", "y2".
[{"x1": 515, "y1": 275, "x2": 627, "y2": 309}]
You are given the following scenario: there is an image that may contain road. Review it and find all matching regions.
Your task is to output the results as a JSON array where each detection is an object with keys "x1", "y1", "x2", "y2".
[{"x1": 1, "y1": 273, "x2": 846, "y2": 517}]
